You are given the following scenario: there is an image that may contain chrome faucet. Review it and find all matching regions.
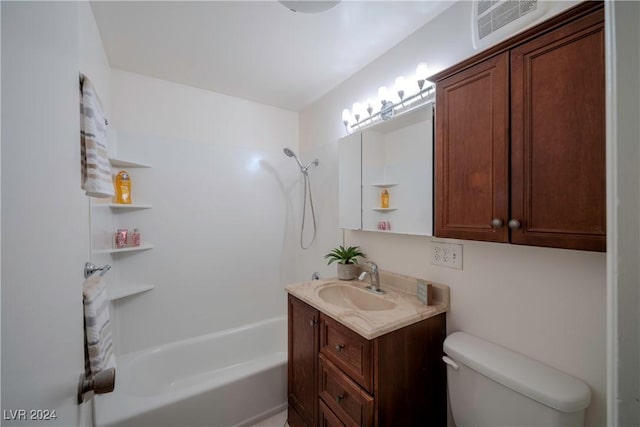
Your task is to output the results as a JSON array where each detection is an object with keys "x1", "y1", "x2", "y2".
[{"x1": 359, "y1": 261, "x2": 385, "y2": 294}]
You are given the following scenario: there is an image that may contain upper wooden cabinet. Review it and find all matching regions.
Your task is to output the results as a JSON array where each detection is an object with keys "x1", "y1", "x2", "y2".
[
  {"x1": 510, "y1": 8, "x2": 605, "y2": 251},
  {"x1": 432, "y1": 2, "x2": 605, "y2": 252},
  {"x1": 435, "y1": 52, "x2": 509, "y2": 243}
]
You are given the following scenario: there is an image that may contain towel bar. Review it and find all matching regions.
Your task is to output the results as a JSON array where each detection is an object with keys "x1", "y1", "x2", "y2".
[{"x1": 84, "y1": 262, "x2": 111, "y2": 279}]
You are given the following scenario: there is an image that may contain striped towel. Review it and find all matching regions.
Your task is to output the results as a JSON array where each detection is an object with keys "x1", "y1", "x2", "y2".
[
  {"x1": 80, "y1": 74, "x2": 114, "y2": 198},
  {"x1": 83, "y1": 274, "x2": 116, "y2": 375}
]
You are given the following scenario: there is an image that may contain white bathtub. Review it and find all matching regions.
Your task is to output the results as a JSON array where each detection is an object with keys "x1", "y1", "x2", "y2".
[{"x1": 95, "y1": 316, "x2": 287, "y2": 427}]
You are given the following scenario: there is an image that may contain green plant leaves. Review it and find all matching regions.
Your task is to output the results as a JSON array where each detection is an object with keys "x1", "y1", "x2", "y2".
[{"x1": 324, "y1": 245, "x2": 367, "y2": 265}]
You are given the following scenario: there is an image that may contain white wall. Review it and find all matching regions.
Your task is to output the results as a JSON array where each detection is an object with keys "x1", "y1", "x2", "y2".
[
  {"x1": 1, "y1": 2, "x2": 92, "y2": 425},
  {"x1": 79, "y1": 2, "x2": 111, "y2": 117},
  {"x1": 299, "y1": 2, "x2": 606, "y2": 425},
  {"x1": 607, "y1": 1, "x2": 640, "y2": 425},
  {"x1": 107, "y1": 69, "x2": 301, "y2": 354}
]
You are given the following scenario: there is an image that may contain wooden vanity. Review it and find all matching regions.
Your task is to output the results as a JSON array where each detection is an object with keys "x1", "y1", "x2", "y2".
[{"x1": 286, "y1": 275, "x2": 448, "y2": 427}]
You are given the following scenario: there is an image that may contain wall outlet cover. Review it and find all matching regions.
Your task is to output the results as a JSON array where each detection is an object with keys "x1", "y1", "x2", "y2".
[{"x1": 431, "y1": 241, "x2": 463, "y2": 270}]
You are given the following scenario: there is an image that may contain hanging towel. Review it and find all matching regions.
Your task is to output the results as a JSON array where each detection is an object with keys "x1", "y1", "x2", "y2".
[
  {"x1": 82, "y1": 274, "x2": 116, "y2": 375},
  {"x1": 80, "y1": 74, "x2": 114, "y2": 198}
]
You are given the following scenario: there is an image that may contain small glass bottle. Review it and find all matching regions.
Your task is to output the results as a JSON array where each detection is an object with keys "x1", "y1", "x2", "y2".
[
  {"x1": 131, "y1": 229, "x2": 141, "y2": 247},
  {"x1": 381, "y1": 189, "x2": 389, "y2": 208},
  {"x1": 115, "y1": 229, "x2": 128, "y2": 249}
]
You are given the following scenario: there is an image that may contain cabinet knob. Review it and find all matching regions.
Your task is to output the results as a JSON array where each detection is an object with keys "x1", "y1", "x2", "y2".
[
  {"x1": 335, "y1": 394, "x2": 344, "y2": 403},
  {"x1": 508, "y1": 219, "x2": 521, "y2": 230},
  {"x1": 309, "y1": 319, "x2": 318, "y2": 327},
  {"x1": 491, "y1": 218, "x2": 503, "y2": 229},
  {"x1": 335, "y1": 344, "x2": 345, "y2": 352}
]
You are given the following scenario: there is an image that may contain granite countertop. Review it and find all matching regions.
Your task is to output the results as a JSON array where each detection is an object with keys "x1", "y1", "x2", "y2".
[{"x1": 285, "y1": 269, "x2": 449, "y2": 340}]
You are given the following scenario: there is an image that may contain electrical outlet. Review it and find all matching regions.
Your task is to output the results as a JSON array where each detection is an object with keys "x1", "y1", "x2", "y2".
[{"x1": 431, "y1": 241, "x2": 463, "y2": 270}]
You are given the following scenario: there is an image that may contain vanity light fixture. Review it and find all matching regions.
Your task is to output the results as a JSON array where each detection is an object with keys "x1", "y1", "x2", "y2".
[
  {"x1": 377, "y1": 86, "x2": 394, "y2": 120},
  {"x1": 340, "y1": 61, "x2": 435, "y2": 134},
  {"x1": 342, "y1": 108, "x2": 351, "y2": 133},
  {"x1": 395, "y1": 76, "x2": 406, "y2": 104},
  {"x1": 416, "y1": 62, "x2": 430, "y2": 94},
  {"x1": 352, "y1": 102, "x2": 362, "y2": 124},
  {"x1": 366, "y1": 98, "x2": 375, "y2": 118}
]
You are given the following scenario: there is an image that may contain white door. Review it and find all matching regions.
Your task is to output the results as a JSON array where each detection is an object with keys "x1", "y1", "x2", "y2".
[{"x1": 2, "y1": 2, "x2": 92, "y2": 425}]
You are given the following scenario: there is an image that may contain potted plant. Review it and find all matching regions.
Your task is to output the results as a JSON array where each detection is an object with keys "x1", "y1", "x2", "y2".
[{"x1": 324, "y1": 245, "x2": 367, "y2": 280}]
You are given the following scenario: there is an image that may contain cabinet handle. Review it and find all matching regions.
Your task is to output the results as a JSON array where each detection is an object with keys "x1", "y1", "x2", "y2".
[
  {"x1": 491, "y1": 218, "x2": 503, "y2": 229},
  {"x1": 309, "y1": 319, "x2": 318, "y2": 327},
  {"x1": 335, "y1": 394, "x2": 344, "y2": 403},
  {"x1": 335, "y1": 344, "x2": 345, "y2": 352},
  {"x1": 508, "y1": 219, "x2": 521, "y2": 230}
]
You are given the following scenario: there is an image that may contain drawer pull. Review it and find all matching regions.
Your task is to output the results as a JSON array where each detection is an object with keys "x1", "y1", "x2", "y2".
[
  {"x1": 335, "y1": 394, "x2": 344, "y2": 403},
  {"x1": 335, "y1": 344, "x2": 345, "y2": 352}
]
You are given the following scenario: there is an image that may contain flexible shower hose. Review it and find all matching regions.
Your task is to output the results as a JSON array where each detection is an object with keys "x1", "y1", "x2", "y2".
[{"x1": 300, "y1": 170, "x2": 317, "y2": 250}]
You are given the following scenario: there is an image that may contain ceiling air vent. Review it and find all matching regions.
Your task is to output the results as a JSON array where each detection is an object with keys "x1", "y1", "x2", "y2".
[{"x1": 472, "y1": 0, "x2": 549, "y2": 49}]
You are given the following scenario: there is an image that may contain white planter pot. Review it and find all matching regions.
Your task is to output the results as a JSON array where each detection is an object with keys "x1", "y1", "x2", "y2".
[{"x1": 337, "y1": 263, "x2": 358, "y2": 280}]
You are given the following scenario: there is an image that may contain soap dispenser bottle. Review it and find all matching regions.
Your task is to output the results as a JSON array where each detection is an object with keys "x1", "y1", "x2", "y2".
[
  {"x1": 381, "y1": 189, "x2": 389, "y2": 208},
  {"x1": 114, "y1": 170, "x2": 132, "y2": 204}
]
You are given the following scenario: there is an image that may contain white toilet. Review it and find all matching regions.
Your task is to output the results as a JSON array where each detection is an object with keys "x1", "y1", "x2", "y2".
[{"x1": 443, "y1": 332, "x2": 591, "y2": 427}]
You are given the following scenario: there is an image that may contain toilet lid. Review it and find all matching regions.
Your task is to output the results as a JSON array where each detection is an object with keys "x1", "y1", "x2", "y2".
[{"x1": 444, "y1": 331, "x2": 591, "y2": 413}]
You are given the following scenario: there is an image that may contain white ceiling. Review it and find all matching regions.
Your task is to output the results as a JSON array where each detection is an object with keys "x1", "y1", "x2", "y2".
[{"x1": 91, "y1": 1, "x2": 452, "y2": 111}]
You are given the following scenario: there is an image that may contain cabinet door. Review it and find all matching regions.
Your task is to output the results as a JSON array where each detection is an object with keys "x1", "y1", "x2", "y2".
[
  {"x1": 339, "y1": 132, "x2": 362, "y2": 230},
  {"x1": 435, "y1": 52, "x2": 510, "y2": 242},
  {"x1": 510, "y1": 9, "x2": 605, "y2": 251},
  {"x1": 288, "y1": 295, "x2": 319, "y2": 427}
]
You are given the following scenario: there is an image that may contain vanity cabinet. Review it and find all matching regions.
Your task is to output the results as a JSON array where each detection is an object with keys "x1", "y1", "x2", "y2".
[
  {"x1": 287, "y1": 294, "x2": 446, "y2": 427},
  {"x1": 433, "y1": 2, "x2": 605, "y2": 252}
]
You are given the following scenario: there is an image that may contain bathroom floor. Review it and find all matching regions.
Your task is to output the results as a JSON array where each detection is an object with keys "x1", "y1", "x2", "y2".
[{"x1": 250, "y1": 410, "x2": 288, "y2": 427}]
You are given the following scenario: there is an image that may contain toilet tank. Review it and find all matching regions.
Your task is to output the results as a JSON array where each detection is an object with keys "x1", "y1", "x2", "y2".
[{"x1": 443, "y1": 332, "x2": 591, "y2": 427}]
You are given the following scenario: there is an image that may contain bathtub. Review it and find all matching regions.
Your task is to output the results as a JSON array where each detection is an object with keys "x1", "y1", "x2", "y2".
[{"x1": 95, "y1": 316, "x2": 287, "y2": 427}]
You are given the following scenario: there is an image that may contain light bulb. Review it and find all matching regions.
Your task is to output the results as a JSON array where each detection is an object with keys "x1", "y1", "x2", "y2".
[
  {"x1": 352, "y1": 102, "x2": 362, "y2": 122},
  {"x1": 342, "y1": 108, "x2": 351, "y2": 123},
  {"x1": 378, "y1": 86, "x2": 389, "y2": 103},
  {"x1": 366, "y1": 98, "x2": 376, "y2": 116},
  {"x1": 416, "y1": 62, "x2": 429, "y2": 80},
  {"x1": 416, "y1": 62, "x2": 430, "y2": 92},
  {"x1": 395, "y1": 76, "x2": 406, "y2": 102}
]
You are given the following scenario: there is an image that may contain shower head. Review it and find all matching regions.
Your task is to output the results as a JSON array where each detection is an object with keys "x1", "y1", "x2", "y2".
[
  {"x1": 283, "y1": 147, "x2": 319, "y2": 173},
  {"x1": 283, "y1": 147, "x2": 304, "y2": 169}
]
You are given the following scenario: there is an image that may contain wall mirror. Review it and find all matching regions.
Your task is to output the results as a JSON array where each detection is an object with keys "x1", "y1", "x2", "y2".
[{"x1": 338, "y1": 102, "x2": 434, "y2": 236}]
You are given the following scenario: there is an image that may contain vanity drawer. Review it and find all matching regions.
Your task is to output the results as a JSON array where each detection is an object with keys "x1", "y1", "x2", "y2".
[
  {"x1": 319, "y1": 314, "x2": 373, "y2": 392},
  {"x1": 319, "y1": 354, "x2": 373, "y2": 427},
  {"x1": 319, "y1": 399, "x2": 346, "y2": 427}
]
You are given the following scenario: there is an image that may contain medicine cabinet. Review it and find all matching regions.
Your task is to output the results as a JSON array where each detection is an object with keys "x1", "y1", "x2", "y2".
[{"x1": 338, "y1": 102, "x2": 433, "y2": 236}]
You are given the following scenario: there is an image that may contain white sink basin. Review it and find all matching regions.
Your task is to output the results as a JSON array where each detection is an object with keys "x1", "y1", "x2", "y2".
[{"x1": 317, "y1": 283, "x2": 397, "y2": 311}]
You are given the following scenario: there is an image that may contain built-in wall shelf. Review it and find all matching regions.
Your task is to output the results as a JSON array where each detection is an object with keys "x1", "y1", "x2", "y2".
[
  {"x1": 372, "y1": 207, "x2": 398, "y2": 212},
  {"x1": 370, "y1": 183, "x2": 398, "y2": 188},
  {"x1": 108, "y1": 284, "x2": 155, "y2": 301},
  {"x1": 108, "y1": 158, "x2": 152, "y2": 168},
  {"x1": 92, "y1": 151, "x2": 155, "y2": 305},
  {"x1": 93, "y1": 244, "x2": 154, "y2": 255},
  {"x1": 108, "y1": 203, "x2": 152, "y2": 210}
]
